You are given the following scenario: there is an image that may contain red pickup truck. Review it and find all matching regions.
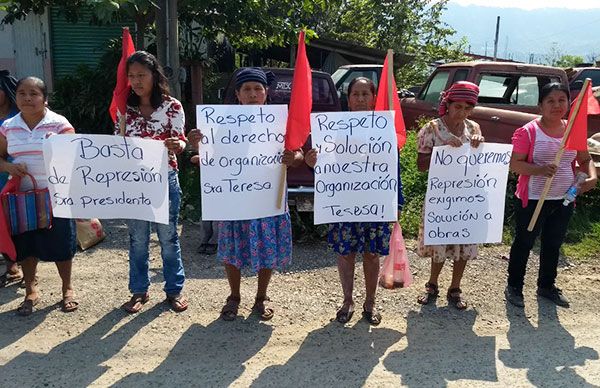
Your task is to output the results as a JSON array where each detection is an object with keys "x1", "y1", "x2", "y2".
[{"x1": 401, "y1": 61, "x2": 600, "y2": 143}]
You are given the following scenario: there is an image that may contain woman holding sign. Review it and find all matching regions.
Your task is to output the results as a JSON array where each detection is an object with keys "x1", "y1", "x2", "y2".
[
  {"x1": 0, "y1": 77, "x2": 78, "y2": 316},
  {"x1": 190, "y1": 68, "x2": 303, "y2": 321},
  {"x1": 416, "y1": 81, "x2": 484, "y2": 310},
  {"x1": 117, "y1": 51, "x2": 189, "y2": 313},
  {"x1": 505, "y1": 82, "x2": 597, "y2": 308},
  {"x1": 305, "y1": 77, "x2": 392, "y2": 325}
]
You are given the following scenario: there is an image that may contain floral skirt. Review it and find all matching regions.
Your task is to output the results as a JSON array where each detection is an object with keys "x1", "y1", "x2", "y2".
[
  {"x1": 217, "y1": 213, "x2": 292, "y2": 272},
  {"x1": 327, "y1": 222, "x2": 391, "y2": 256},
  {"x1": 417, "y1": 212, "x2": 477, "y2": 263}
]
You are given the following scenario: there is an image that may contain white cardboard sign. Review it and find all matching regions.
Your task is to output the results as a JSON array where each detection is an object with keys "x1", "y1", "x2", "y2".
[
  {"x1": 43, "y1": 134, "x2": 169, "y2": 224},
  {"x1": 196, "y1": 105, "x2": 287, "y2": 221},
  {"x1": 424, "y1": 142, "x2": 513, "y2": 245},
  {"x1": 311, "y1": 110, "x2": 398, "y2": 224}
]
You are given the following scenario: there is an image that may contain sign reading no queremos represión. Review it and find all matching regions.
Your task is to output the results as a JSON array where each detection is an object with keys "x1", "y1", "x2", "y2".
[
  {"x1": 424, "y1": 143, "x2": 513, "y2": 245},
  {"x1": 311, "y1": 110, "x2": 398, "y2": 224},
  {"x1": 43, "y1": 134, "x2": 170, "y2": 224},
  {"x1": 196, "y1": 105, "x2": 287, "y2": 221}
]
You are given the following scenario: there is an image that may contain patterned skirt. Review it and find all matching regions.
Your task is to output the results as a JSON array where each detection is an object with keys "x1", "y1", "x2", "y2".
[
  {"x1": 217, "y1": 213, "x2": 292, "y2": 272},
  {"x1": 417, "y1": 212, "x2": 477, "y2": 263},
  {"x1": 327, "y1": 222, "x2": 391, "y2": 256}
]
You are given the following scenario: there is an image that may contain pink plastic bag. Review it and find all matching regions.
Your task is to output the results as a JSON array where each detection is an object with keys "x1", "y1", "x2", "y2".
[{"x1": 379, "y1": 222, "x2": 413, "y2": 289}]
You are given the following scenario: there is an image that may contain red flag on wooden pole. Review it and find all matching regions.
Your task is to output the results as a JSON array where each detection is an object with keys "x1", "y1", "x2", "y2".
[
  {"x1": 109, "y1": 27, "x2": 135, "y2": 125},
  {"x1": 374, "y1": 50, "x2": 406, "y2": 149},
  {"x1": 565, "y1": 81, "x2": 600, "y2": 151},
  {"x1": 284, "y1": 30, "x2": 312, "y2": 151}
]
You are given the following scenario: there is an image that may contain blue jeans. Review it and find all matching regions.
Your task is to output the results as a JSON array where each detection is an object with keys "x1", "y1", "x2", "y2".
[{"x1": 126, "y1": 170, "x2": 185, "y2": 296}]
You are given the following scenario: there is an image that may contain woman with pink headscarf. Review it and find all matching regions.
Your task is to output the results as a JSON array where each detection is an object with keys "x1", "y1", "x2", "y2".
[{"x1": 415, "y1": 81, "x2": 484, "y2": 310}]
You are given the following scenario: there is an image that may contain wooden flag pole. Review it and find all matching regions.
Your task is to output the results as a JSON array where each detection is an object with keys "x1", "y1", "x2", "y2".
[
  {"x1": 119, "y1": 110, "x2": 126, "y2": 136},
  {"x1": 527, "y1": 78, "x2": 591, "y2": 231},
  {"x1": 277, "y1": 162, "x2": 287, "y2": 209},
  {"x1": 386, "y1": 49, "x2": 394, "y2": 109}
]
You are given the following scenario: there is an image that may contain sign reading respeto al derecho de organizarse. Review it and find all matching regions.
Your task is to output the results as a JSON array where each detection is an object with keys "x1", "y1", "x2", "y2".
[
  {"x1": 196, "y1": 105, "x2": 287, "y2": 221},
  {"x1": 43, "y1": 134, "x2": 169, "y2": 224},
  {"x1": 311, "y1": 110, "x2": 398, "y2": 224},
  {"x1": 424, "y1": 142, "x2": 513, "y2": 245}
]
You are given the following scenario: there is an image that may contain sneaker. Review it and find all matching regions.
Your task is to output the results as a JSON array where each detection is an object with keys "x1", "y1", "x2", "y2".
[
  {"x1": 505, "y1": 286, "x2": 525, "y2": 307},
  {"x1": 537, "y1": 286, "x2": 570, "y2": 307}
]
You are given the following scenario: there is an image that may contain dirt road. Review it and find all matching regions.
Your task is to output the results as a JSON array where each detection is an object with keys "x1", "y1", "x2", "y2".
[{"x1": 0, "y1": 220, "x2": 599, "y2": 387}]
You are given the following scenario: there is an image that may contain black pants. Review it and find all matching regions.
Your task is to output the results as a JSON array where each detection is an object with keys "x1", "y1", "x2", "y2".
[{"x1": 508, "y1": 199, "x2": 573, "y2": 291}]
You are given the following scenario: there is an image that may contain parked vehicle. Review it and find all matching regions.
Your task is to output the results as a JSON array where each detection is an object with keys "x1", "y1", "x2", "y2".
[
  {"x1": 401, "y1": 61, "x2": 600, "y2": 144},
  {"x1": 331, "y1": 65, "x2": 384, "y2": 110},
  {"x1": 565, "y1": 66, "x2": 600, "y2": 100},
  {"x1": 221, "y1": 67, "x2": 341, "y2": 210}
]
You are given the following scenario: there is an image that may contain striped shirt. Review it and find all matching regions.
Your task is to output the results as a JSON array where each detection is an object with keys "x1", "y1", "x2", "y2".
[
  {"x1": 0, "y1": 109, "x2": 74, "y2": 190},
  {"x1": 527, "y1": 121, "x2": 576, "y2": 200}
]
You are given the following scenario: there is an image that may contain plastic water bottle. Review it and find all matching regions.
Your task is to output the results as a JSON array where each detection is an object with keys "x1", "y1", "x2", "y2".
[{"x1": 563, "y1": 172, "x2": 588, "y2": 206}]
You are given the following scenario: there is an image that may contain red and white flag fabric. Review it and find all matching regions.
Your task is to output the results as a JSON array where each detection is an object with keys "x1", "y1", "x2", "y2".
[
  {"x1": 109, "y1": 27, "x2": 135, "y2": 123},
  {"x1": 284, "y1": 30, "x2": 312, "y2": 151}
]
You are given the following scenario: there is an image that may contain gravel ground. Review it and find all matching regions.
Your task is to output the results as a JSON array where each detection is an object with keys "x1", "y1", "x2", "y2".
[{"x1": 0, "y1": 219, "x2": 599, "y2": 387}]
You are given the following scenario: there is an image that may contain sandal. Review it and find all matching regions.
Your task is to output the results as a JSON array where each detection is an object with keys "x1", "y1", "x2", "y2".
[
  {"x1": 17, "y1": 297, "x2": 40, "y2": 317},
  {"x1": 61, "y1": 295, "x2": 79, "y2": 313},
  {"x1": 220, "y1": 295, "x2": 240, "y2": 321},
  {"x1": 447, "y1": 287, "x2": 468, "y2": 310},
  {"x1": 166, "y1": 294, "x2": 189, "y2": 312},
  {"x1": 252, "y1": 296, "x2": 274, "y2": 321},
  {"x1": 362, "y1": 305, "x2": 382, "y2": 326},
  {"x1": 417, "y1": 282, "x2": 439, "y2": 305},
  {"x1": 335, "y1": 303, "x2": 355, "y2": 324},
  {"x1": 0, "y1": 269, "x2": 23, "y2": 287},
  {"x1": 122, "y1": 293, "x2": 149, "y2": 314}
]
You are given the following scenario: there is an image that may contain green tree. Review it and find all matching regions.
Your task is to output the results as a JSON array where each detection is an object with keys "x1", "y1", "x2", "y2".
[
  {"x1": 555, "y1": 54, "x2": 586, "y2": 68},
  {"x1": 316, "y1": 0, "x2": 466, "y2": 86}
]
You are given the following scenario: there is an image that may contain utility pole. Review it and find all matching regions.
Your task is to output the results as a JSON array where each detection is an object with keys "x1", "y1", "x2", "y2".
[
  {"x1": 484, "y1": 41, "x2": 488, "y2": 57},
  {"x1": 493, "y1": 16, "x2": 500, "y2": 61},
  {"x1": 155, "y1": 0, "x2": 181, "y2": 100}
]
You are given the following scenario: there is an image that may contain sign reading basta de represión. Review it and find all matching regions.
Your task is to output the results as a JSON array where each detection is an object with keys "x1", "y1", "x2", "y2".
[
  {"x1": 424, "y1": 143, "x2": 513, "y2": 245},
  {"x1": 311, "y1": 110, "x2": 398, "y2": 224},
  {"x1": 196, "y1": 105, "x2": 287, "y2": 221},
  {"x1": 43, "y1": 134, "x2": 170, "y2": 224}
]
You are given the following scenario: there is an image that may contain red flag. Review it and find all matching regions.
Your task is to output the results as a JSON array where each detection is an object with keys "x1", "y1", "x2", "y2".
[
  {"x1": 109, "y1": 27, "x2": 136, "y2": 123},
  {"x1": 374, "y1": 55, "x2": 406, "y2": 149},
  {"x1": 285, "y1": 30, "x2": 312, "y2": 150},
  {"x1": 565, "y1": 82, "x2": 600, "y2": 151}
]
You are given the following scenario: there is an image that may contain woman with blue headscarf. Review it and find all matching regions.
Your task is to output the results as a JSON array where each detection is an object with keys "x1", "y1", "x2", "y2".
[
  {"x1": 189, "y1": 68, "x2": 303, "y2": 321},
  {"x1": 0, "y1": 70, "x2": 22, "y2": 286}
]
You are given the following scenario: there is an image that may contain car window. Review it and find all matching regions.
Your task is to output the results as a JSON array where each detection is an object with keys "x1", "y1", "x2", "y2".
[
  {"x1": 453, "y1": 69, "x2": 468, "y2": 83},
  {"x1": 577, "y1": 69, "x2": 600, "y2": 86},
  {"x1": 510, "y1": 76, "x2": 539, "y2": 106},
  {"x1": 478, "y1": 74, "x2": 511, "y2": 100},
  {"x1": 421, "y1": 70, "x2": 449, "y2": 103},
  {"x1": 338, "y1": 70, "x2": 379, "y2": 94}
]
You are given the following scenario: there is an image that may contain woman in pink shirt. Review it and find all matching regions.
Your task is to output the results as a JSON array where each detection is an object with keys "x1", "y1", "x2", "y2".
[{"x1": 506, "y1": 82, "x2": 597, "y2": 308}]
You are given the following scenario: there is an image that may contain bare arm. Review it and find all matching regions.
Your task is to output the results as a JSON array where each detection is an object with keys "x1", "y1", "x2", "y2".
[
  {"x1": 577, "y1": 150, "x2": 598, "y2": 194},
  {"x1": 0, "y1": 134, "x2": 27, "y2": 177},
  {"x1": 417, "y1": 152, "x2": 431, "y2": 172}
]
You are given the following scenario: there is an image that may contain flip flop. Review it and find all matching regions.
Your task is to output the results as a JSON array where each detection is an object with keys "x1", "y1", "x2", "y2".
[
  {"x1": 220, "y1": 295, "x2": 240, "y2": 321},
  {"x1": 17, "y1": 297, "x2": 40, "y2": 317},
  {"x1": 362, "y1": 307, "x2": 382, "y2": 326},
  {"x1": 335, "y1": 304, "x2": 355, "y2": 324},
  {"x1": 252, "y1": 296, "x2": 274, "y2": 321},
  {"x1": 166, "y1": 294, "x2": 189, "y2": 312},
  {"x1": 122, "y1": 293, "x2": 149, "y2": 314},
  {"x1": 61, "y1": 295, "x2": 79, "y2": 313}
]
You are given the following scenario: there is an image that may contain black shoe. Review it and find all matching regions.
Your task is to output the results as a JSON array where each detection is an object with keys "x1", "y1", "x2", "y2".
[
  {"x1": 537, "y1": 286, "x2": 570, "y2": 307},
  {"x1": 505, "y1": 286, "x2": 525, "y2": 307}
]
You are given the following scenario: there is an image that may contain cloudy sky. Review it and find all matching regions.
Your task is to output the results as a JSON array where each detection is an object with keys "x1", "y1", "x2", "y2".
[{"x1": 449, "y1": 0, "x2": 600, "y2": 10}]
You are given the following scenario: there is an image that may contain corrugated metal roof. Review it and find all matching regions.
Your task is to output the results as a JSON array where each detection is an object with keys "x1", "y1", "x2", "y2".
[{"x1": 50, "y1": 7, "x2": 134, "y2": 79}]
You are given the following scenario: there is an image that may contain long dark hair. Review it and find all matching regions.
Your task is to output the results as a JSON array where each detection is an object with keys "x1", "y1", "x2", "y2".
[{"x1": 126, "y1": 51, "x2": 170, "y2": 109}]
